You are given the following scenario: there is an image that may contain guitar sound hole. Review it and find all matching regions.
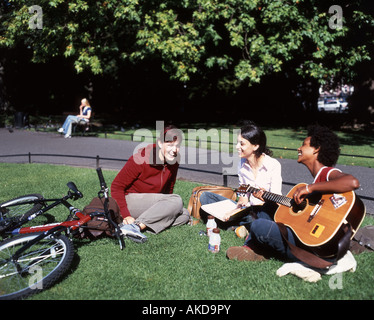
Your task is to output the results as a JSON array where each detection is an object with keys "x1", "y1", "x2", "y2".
[{"x1": 291, "y1": 200, "x2": 307, "y2": 214}]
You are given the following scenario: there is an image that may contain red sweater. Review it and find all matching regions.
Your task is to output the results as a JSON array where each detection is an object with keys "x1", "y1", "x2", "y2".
[{"x1": 111, "y1": 144, "x2": 179, "y2": 218}]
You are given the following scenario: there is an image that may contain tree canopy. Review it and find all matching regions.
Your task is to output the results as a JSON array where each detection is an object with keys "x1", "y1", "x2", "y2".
[{"x1": 1, "y1": 0, "x2": 373, "y2": 121}]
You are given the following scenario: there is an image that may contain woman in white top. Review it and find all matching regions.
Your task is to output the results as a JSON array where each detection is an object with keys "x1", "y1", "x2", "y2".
[{"x1": 200, "y1": 121, "x2": 282, "y2": 230}]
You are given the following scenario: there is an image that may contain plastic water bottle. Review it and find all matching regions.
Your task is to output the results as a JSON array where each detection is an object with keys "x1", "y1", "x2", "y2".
[
  {"x1": 208, "y1": 228, "x2": 221, "y2": 253},
  {"x1": 206, "y1": 215, "x2": 217, "y2": 237}
]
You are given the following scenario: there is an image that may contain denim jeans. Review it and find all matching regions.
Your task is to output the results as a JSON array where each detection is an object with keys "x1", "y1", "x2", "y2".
[
  {"x1": 62, "y1": 115, "x2": 79, "y2": 136},
  {"x1": 199, "y1": 191, "x2": 236, "y2": 206},
  {"x1": 200, "y1": 191, "x2": 299, "y2": 260},
  {"x1": 245, "y1": 209, "x2": 298, "y2": 261},
  {"x1": 199, "y1": 191, "x2": 255, "y2": 228}
]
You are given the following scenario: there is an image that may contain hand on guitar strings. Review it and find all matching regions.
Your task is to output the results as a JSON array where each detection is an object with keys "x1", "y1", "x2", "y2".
[{"x1": 293, "y1": 185, "x2": 310, "y2": 205}]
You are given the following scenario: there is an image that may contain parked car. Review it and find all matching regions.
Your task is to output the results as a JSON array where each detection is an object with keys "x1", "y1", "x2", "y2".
[{"x1": 318, "y1": 96, "x2": 348, "y2": 113}]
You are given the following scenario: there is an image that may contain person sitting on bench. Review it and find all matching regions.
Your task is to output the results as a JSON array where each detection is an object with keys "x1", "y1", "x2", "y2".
[{"x1": 58, "y1": 98, "x2": 92, "y2": 138}]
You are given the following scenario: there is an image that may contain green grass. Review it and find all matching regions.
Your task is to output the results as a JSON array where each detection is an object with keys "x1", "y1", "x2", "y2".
[
  {"x1": 101, "y1": 127, "x2": 374, "y2": 168},
  {"x1": 0, "y1": 163, "x2": 373, "y2": 300}
]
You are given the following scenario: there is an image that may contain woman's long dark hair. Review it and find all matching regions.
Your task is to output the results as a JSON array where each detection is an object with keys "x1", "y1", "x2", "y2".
[{"x1": 240, "y1": 121, "x2": 272, "y2": 159}]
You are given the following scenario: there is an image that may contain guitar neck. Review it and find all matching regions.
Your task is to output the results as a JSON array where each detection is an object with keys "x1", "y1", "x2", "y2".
[{"x1": 242, "y1": 185, "x2": 292, "y2": 207}]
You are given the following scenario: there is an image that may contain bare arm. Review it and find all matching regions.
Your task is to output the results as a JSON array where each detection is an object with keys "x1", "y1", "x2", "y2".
[
  {"x1": 293, "y1": 171, "x2": 360, "y2": 204},
  {"x1": 79, "y1": 109, "x2": 91, "y2": 120}
]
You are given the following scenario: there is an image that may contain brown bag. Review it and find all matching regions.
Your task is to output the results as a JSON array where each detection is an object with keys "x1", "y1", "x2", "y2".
[
  {"x1": 350, "y1": 225, "x2": 374, "y2": 254},
  {"x1": 76, "y1": 197, "x2": 123, "y2": 239},
  {"x1": 187, "y1": 186, "x2": 237, "y2": 219}
]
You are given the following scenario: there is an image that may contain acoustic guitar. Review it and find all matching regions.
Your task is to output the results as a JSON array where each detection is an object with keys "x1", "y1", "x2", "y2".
[{"x1": 238, "y1": 183, "x2": 366, "y2": 257}]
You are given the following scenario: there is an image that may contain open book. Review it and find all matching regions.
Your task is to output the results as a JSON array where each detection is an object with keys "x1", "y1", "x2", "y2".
[{"x1": 201, "y1": 200, "x2": 251, "y2": 222}]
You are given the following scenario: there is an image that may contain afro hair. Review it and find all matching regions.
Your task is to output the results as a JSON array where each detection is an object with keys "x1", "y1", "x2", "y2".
[{"x1": 307, "y1": 125, "x2": 340, "y2": 167}]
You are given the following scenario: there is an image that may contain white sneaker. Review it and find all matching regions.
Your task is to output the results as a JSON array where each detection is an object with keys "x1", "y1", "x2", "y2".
[
  {"x1": 120, "y1": 223, "x2": 148, "y2": 243},
  {"x1": 64, "y1": 133, "x2": 71, "y2": 138},
  {"x1": 58, "y1": 128, "x2": 63, "y2": 133}
]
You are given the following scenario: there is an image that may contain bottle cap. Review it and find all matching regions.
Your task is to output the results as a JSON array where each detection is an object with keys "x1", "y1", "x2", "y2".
[{"x1": 208, "y1": 215, "x2": 214, "y2": 219}]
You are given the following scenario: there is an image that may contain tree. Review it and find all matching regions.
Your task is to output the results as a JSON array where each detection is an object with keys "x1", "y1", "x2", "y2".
[{"x1": 1, "y1": 0, "x2": 373, "y2": 117}]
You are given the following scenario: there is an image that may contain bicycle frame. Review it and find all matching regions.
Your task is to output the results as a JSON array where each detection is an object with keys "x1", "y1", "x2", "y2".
[
  {"x1": 1, "y1": 168, "x2": 124, "y2": 249},
  {"x1": 8, "y1": 209, "x2": 111, "y2": 263},
  {"x1": 5, "y1": 204, "x2": 125, "y2": 251},
  {"x1": 1, "y1": 183, "x2": 83, "y2": 237},
  {"x1": 0, "y1": 168, "x2": 124, "y2": 300},
  {"x1": 10, "y1": 210, "x2": 92, "y2": 236}
]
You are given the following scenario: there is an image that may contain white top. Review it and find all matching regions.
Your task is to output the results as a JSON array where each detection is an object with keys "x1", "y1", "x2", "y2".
[{"x1": 238, "y1": 154, "x2": 282, "y2": 206}]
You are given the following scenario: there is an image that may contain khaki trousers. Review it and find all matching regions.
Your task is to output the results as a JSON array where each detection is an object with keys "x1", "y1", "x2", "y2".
[{"x1": 125, "y1": 193, "x2": 190, "y2": 234}]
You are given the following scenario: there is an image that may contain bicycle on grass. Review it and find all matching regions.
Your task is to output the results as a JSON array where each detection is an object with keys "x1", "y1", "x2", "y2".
[{"x1": 0, "y1": 168, "x2": 125, "y2": 300}]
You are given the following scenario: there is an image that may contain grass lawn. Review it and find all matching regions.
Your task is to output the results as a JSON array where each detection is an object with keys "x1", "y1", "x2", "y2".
[
  {"x1": 35, "y1": 124, "x2": 374, "y2": 168},
  {"x1": 1, "y1": 163, "x2": 373, "y2": 301},
  {"x1": 101, "y1": 126, "x2": 374, "y2": 168}
]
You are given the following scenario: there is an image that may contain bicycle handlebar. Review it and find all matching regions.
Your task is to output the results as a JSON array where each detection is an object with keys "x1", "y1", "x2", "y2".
[
  {"x1": 96, "y1": 167, "x2": 107, "y2": 190},
  {"x1": 95, "y1": 167, "x2": 125, "y2": 250}
]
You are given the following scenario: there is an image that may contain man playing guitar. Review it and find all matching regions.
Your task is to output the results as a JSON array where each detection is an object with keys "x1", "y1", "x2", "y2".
[{"x1": 226, "y1": 125, "x2": 362, "y2": 266}]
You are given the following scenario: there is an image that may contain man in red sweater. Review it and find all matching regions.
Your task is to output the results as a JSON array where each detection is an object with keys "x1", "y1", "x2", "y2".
[{"x1": 111, "y1": 125, "x2": 189, "y2": 243}]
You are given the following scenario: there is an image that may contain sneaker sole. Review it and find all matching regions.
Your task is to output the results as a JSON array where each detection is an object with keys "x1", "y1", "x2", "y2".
[
  {"x1": 226, "y1": 246, "x2": 266, "y2": 261},
  {"x1": 121, "y1": 229, "x2": 148, "y2": 243},
  {"x1": 125, "y1": 233, "x2": 148, "y2": 243}
]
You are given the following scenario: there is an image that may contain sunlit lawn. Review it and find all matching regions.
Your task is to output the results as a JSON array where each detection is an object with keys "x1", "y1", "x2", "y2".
[{"x1": 0, "y1": 163, "x2": 373, "y2": 301}]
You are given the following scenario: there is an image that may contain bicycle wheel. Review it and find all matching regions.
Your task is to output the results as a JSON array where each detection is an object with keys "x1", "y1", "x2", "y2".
[
  {"x1": 0, "y1": 194, "x2": 44, "y2": 224},
  {"x1": 0, "y1": 232, "x2": 74, "y2": 300}
]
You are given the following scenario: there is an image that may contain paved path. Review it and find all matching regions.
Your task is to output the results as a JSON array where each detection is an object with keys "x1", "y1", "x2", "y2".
[{"x1": 1, "y1": 128, "x2": 373, "y2": 214}]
